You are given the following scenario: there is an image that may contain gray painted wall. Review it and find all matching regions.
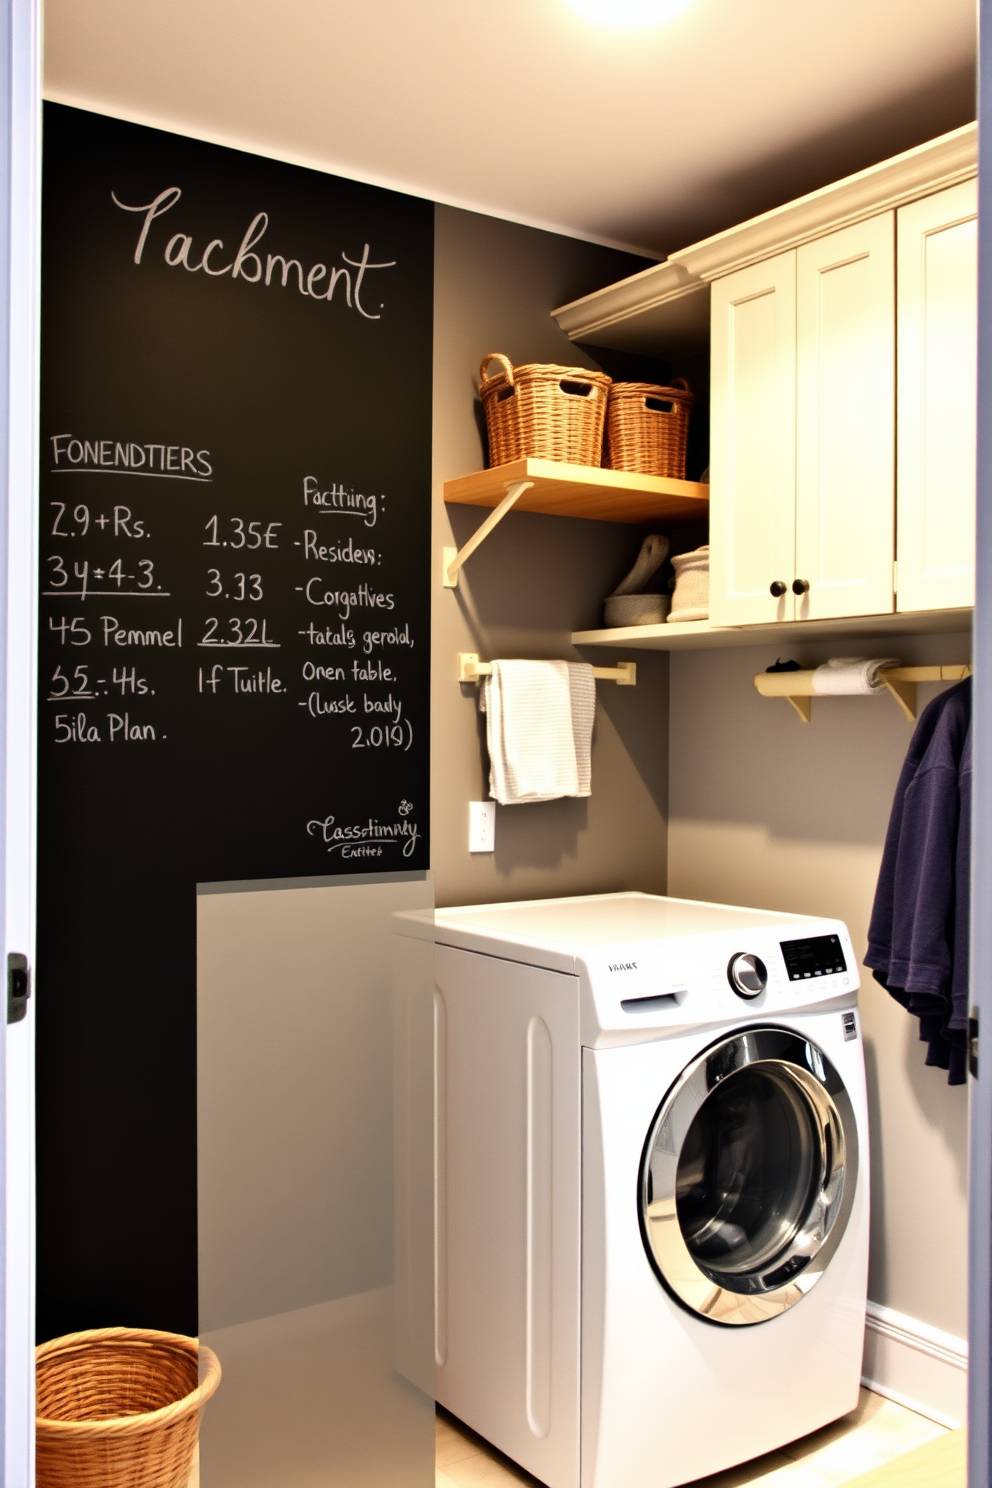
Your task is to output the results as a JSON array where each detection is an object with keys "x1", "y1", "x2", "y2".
[
  {"x1": 432, "y1": 204, "x2": 671, "y2": 909},
  {"x1": 668, "y1": 629, "x2": 972, "y2": 1338}
]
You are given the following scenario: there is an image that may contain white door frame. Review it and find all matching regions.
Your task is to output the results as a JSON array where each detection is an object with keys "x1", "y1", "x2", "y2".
[
  {"x1": 0, "y1": 6, "x2": 985, "y2": 1487},
  {"x1": 0, "y1": 0, "x2": 40, "y2": 1482},
  {"x1": 970, "y1": 6, "x2": 992, "y2": 1483}
]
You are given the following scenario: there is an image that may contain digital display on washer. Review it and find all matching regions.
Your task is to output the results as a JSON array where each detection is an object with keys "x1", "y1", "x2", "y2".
[{"x1": 780, "y1": 934, "x2": 847, "y2": 981}]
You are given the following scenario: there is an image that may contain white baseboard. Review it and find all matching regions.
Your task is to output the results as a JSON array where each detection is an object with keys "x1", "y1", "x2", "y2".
[{"x1": 862, "y1": 1301, "x2": 967, "y2": 1428}]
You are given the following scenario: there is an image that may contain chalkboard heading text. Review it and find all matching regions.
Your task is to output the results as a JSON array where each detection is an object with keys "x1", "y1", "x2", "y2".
[{"x1": 112, "y1": 188, "x2": 397, "y2": 320}]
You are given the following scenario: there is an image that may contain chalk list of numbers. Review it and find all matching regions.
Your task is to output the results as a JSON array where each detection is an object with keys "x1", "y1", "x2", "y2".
[{"x1": 43, "y1": 438, "x2": 415, "y2": 753}]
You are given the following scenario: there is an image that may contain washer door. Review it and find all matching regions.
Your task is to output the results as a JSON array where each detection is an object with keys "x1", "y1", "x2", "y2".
[{"x1": 639, "y1": 1026, "x2": 858, "y2": 1326}]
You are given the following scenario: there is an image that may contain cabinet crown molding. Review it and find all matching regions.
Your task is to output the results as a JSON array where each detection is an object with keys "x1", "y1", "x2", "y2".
[{"x1": 553, "y1": 123, "x2": 976, "y2": 351}]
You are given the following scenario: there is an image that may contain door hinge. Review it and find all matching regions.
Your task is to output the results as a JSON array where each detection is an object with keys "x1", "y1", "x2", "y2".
[
  {"x1": 969, "y1": 1005, "x2": 979, "y2": 1080},
  {"x1": 7, "y1": 953, "x2": 29, "y2": 1024},
  {"x1": 892, "y1": 559, "x2": 899, "y2": 595}
]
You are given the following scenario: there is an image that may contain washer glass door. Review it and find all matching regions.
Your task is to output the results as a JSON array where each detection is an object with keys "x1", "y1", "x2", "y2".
[{"x1": 639, "y1": 1027, "x2": 858, "y2": 1326}]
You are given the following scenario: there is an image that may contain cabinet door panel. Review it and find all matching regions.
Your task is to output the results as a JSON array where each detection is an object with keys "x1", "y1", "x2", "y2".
[
  {"x1": 796, "y1": 215, "x2": 895, "y2": 619},
  {"x1": 709, "y1": 252, "x2": 796, "y2": 626},
  {"x1": 896, "y1": 180, "x2": 977, "y2": 613}
]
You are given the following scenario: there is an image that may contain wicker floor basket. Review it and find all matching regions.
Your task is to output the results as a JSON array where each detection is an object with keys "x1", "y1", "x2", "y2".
[
  {"x1": 36, "y1": 1327, "x2": 221, "y2": 1488},
  {"x1": 479, "y1": 352, "x2": 611, "y2": 467},
  {"x1": 605, "y1": 378, "x2": 694, "y2": 478}
]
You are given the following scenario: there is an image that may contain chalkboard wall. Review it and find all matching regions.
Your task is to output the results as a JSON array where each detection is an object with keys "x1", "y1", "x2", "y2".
[{"x1": 37, "y1": 104, "x2": 433, "y2": 1340}]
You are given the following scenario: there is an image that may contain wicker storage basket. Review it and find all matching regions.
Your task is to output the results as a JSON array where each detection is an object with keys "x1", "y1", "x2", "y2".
[
  {"x1": 479, "y1": 353, "x2": 611, "y2": 467},
  {"x1": 36, "y1": 1327, "x2": 221, "y2": 1488},
  {"x1": 605, "y1": 378, "x2": 694, "y2": 478}
]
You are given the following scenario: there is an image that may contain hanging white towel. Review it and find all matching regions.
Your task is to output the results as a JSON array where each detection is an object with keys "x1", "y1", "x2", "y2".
[
  {"x1": 811, "y1": 657, "x2": 900, "y2": 695},
  {"x1": 568, "y1": 662, "x2": 595, "y2": 797},
  {"x1": 481, "y1": 660, "x2": 595, "y2": 805}
]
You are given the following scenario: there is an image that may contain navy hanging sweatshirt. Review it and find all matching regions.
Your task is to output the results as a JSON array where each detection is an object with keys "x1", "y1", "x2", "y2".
[{"x1": 865, "y1": 679, "x2": 972, "y2": 1085}]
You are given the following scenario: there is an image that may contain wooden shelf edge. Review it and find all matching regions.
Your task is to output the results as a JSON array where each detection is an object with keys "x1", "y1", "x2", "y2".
[
  {"x1": 443, "y1": 460, "x2": 709, "y2": 524},
  {"x1": 572, "y1": 608, "x2": 974, "y2": 652}
]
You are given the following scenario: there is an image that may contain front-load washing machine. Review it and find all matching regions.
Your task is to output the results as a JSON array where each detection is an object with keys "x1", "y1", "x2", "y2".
[{"x1": 423, "y1": 892, "x2": 869, "y2": 1488}]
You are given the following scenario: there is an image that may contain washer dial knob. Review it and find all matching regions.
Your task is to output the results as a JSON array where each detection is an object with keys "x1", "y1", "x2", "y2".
[{"x1": 728, "y1": 952, "x2": 768, "y2": 999}]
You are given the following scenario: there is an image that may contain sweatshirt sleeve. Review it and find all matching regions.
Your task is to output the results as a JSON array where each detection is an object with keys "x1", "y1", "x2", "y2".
[
  {"x1": 884, "y1": 758, "x2": 958, "y2": 1003},
  {"x1": 865, "y1": 689, "x2": 957, "y2": 979}
]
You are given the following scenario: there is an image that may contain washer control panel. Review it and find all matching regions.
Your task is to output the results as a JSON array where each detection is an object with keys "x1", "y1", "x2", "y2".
[
  {"x1": 780, "y1": 933, "x2": 848, "y2": 982},
  {"x1": 577, "y1": 916, "x2": 858, "y2": 1046}
]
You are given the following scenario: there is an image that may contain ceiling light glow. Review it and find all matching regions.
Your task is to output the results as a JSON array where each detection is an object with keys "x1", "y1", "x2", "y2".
[{"x1": 565, "y1": 0, "x2": 695, "y2": 27}]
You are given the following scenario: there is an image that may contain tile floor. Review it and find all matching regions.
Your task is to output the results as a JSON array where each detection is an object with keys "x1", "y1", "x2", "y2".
[{"x1": 436, "y1": 1389, "x2": 949, "y2": 1488}]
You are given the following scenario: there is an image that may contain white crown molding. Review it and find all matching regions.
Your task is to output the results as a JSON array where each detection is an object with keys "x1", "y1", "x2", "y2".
[
  {"x1": 552, "y1": 260, "x2": 698, "y2": 342},
  {"x1": 862, "y1": 1301, "x2": 967, "y2": 1429},
  {"x1": 552, "y1": 123, "x2": 976, "y2": 349},
  {"x1": 672, "y1": 123, "x2": 976, "y2": 282}
]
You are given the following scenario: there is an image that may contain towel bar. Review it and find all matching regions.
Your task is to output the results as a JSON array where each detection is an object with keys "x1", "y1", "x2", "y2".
[
  {"x1": 459, "y1": 652, "x2": 636, "y2": 686},
  {"x1": 754, "y1": 664, "x2": 971, "y2": 723}
]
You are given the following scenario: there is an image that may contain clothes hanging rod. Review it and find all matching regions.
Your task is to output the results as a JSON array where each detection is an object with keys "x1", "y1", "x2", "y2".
[
  {"x1": 754, "y1": 664, "x2": 971, "y2": 723},
  {"x1": 443, "y1": 480, "x2": 535, "y2": 588},
  {"x1": 459, "y1": 652, "x2": 636, "y2": 686}
]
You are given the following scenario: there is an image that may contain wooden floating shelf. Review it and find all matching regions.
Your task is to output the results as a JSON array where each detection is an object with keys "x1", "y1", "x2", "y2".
[
  {"x1": 443, "y1": 459, "x2": 710, "y2": 525},
  {"x1": 755, "y1": 664, "x2": 971, "y2": 723},
  {"x1": 571, "y1": 608, "x2": 974, "y2": 652}
]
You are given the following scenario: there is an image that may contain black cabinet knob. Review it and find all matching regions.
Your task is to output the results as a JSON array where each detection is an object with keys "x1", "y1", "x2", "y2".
[
  {"x1": 769, "y1": 581, "x2": 787, "y2": 597},
  {"x1": 792, "y1": 579, "x2": 810, "y2": 595}
]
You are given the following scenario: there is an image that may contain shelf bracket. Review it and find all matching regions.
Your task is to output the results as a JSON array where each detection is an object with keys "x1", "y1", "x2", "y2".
[
  {"x1": 878, "y1": 674, "x2": 917, "y2": 723},
  {"x1": 785, "y1": 695, "x2": 812, "y2": 724},
  {"x1": 443, "y1": 480, "x2": 534, "y2": 588},
  {"x1": 459, "y1": 652, "x2": 636, "y2": 686}
]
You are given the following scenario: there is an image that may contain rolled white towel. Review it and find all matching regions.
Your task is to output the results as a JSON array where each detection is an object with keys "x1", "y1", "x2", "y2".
[{"x1": 811, "y1": 657, "x2": 900, "y2": 695}]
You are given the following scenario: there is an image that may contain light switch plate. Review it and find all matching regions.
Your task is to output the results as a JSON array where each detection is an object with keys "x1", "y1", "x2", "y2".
[{"x1": 469, "y1": 800, "x2": 496, "y2": 854}]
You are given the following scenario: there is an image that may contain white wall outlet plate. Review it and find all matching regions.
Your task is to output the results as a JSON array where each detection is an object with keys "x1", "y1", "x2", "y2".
[{"x1": 468, "y1": 800, "x2": 496, "y2": 854}]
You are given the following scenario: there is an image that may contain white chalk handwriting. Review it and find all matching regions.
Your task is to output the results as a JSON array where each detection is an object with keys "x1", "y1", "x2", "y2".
[{"x1": 111, "y1": 188, "x2": 396, "y2": 320}]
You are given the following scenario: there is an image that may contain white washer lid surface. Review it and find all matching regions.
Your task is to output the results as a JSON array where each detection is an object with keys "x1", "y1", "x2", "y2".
[{"x1": 431, "y1": 891, "x2": 811, "y2": 974}]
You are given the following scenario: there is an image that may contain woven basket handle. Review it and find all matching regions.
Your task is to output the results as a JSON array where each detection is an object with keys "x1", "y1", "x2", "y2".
[
  {"x1": 479, "y1": 352, "x2": 514, "y2": 388},
  {"x1": 558, "y1": 374, "x2": 598, "y2": 398},
  {"x1": 645, "y1": 376, "x2": 692, "y2": 414}
]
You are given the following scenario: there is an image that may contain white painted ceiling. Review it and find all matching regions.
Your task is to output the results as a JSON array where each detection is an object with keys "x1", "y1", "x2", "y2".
[{"x1": 44, "y1": 0, "x2": 975, "y2": 258}]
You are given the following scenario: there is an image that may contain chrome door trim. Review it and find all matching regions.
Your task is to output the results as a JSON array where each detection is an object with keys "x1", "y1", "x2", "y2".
[{"x1": 639, "y1": 1026, "x2": 858, "y2": 1326}]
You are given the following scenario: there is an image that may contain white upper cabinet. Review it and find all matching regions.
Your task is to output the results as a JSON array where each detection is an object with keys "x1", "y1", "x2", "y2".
[
  {"x1": 795, "y1": 215, "x2": 896, "y2": 621},
  {"x1": 710, "y1": 253, "x2": 797, "y2": 627},
  {"x1": 553, "y1": 126, "x2": 978, "y2": 634},
  {"x1": 710, "y1": 216, "x2": 896, "y2": 627},
  {"x1": 895, "y1": 179, "x2": 977, "y2": 613}
]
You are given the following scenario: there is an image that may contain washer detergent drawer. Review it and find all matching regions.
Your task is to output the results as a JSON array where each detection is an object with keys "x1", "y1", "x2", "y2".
[
  {"x1": 582, "y1": 1011, "x2": 869, "y2": 1488},
  {"x1": 434, "y1": 944, "x2": 581, "y2": 1488}
]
